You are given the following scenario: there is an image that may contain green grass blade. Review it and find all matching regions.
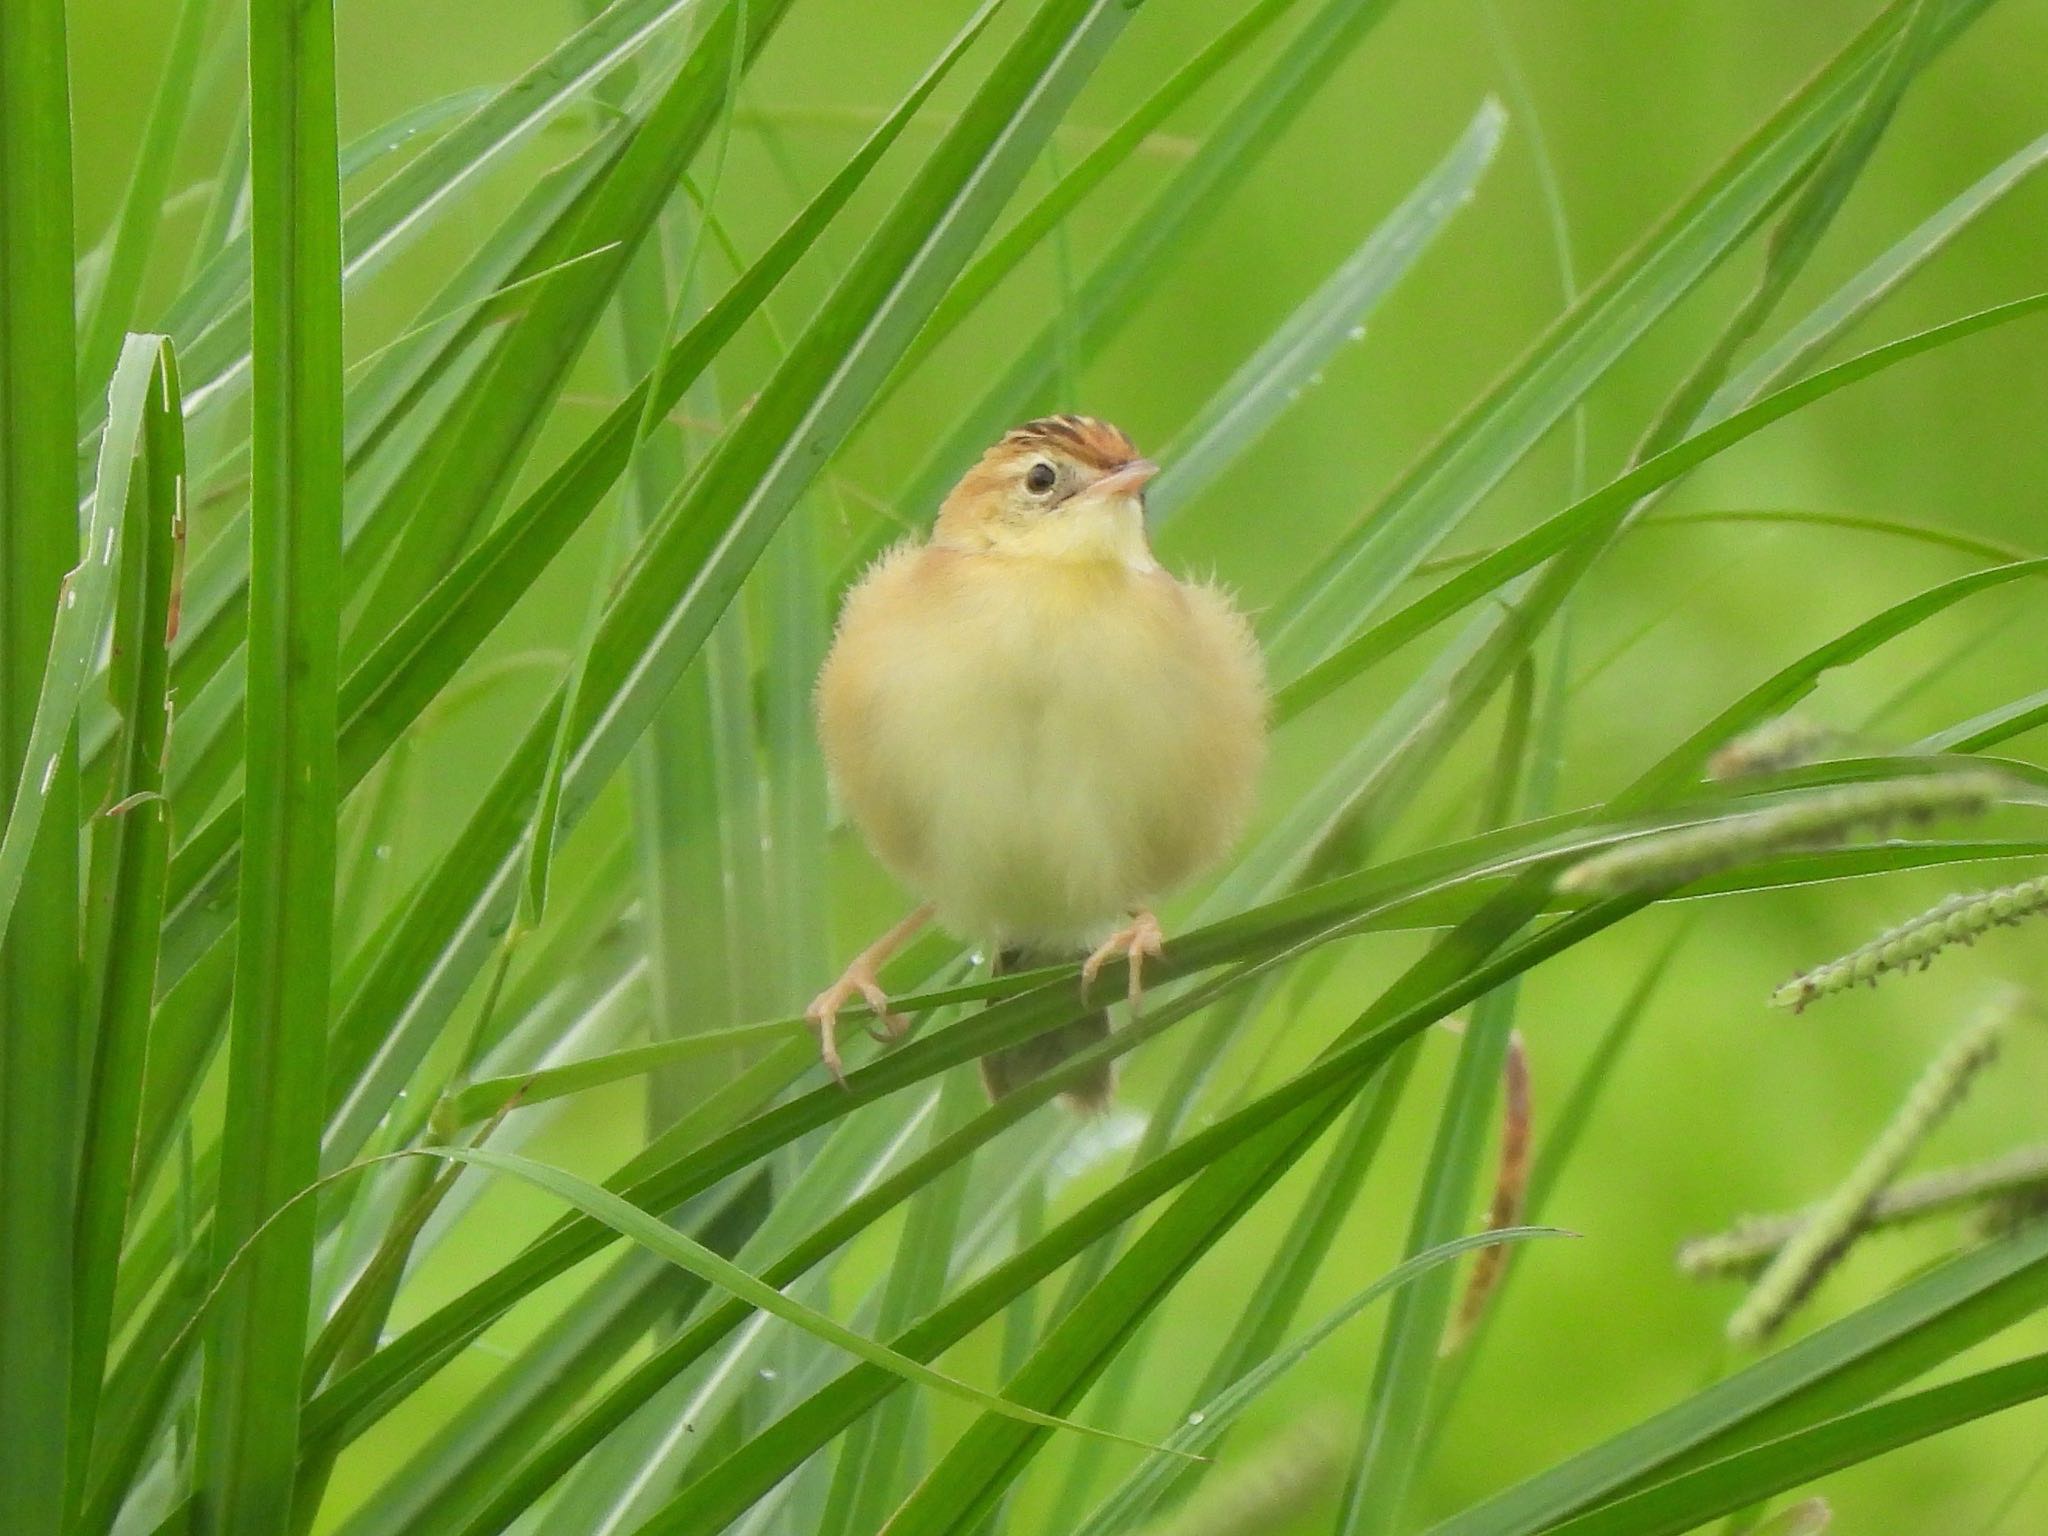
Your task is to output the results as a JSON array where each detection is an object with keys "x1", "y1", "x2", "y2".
[
  {"x1": 1335, "y1": 660, "x2": 1540, "y2": 1536},
  {"x1": 1546, "y1": 1350, "x2": 2048, "y2": 1536},
  {"x1": 886, "y1": 0, "x2": 1308, "y2": 392},
  {"x1": 422, "y1": 1145, "x2": 1188, "y2": 1458},
  {"x1": 0, "y1": 0, "x2": 82, "y2": 1520},
  {"x1": 69, "y1": 338, "x2": 186, "y2": 1513},
  {"x1": 346, "y1": 0, "x2": 794, "y2": 654},
  {"x1": 1424, "y1": 1222, "x2": 2048, "y2": 1536},
  {"x1": 1273, "y1": 289, "x2": 2048, "y2": 722},
  {"x1": 1261, "y1": 0, "x2": 1990, "y2": 681},
  {"x1": 1075, "y1": 1229, "x2": 1570, "y2": 1536},
  {"x1": 75, "y1": 0, "x2": 219, "y2": 393},
  {"x1": 159, "y1": 0, "x2": 710, "y2": 417},
  {"x1": 1148, "y1": 97, "x2": 1507, "y2": 527},
  {"x1": 1703, "y1": 123, "x2": 2048, "y2": 423},
  {"x1": 0, "y1": 337, "x2": 162, "y2": 943},
  {"x1": 883, "y1": 0, "x2": 1409, "y2": 545},
  {"x1": 191, "y1": 0, "x2": 344, "y2": 1523}
]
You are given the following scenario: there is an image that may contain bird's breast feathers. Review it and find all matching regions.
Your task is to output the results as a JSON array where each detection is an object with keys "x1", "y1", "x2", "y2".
[{"x1": 818, "y1": 543, "x2": 1266, "y2": 947}]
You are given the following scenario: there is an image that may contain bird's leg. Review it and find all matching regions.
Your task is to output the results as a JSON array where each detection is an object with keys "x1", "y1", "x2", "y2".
[
  {"x1": 1081, "y1": 909, "x2": 1165, "y2": 1013},
  {"x1": 805, "y1": 903, "x2": 935, "y2": 1085}
]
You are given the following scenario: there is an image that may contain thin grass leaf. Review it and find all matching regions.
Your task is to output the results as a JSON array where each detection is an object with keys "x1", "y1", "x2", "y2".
[
  {"x1": 0, "y1": 336, "x2": 166, "y2": 944},
  {"x1": 421, "y1": 1144, "x2": 1192, "y2": 1459},
  {"x1": 1273, "y1": 289, "x2": 2048, "y2": 723},
  {"x1": 1542, "y1": 1350, "x2": 2048, "y2": 1536},
  {"x1": 191, "y1": 0, "x2": 344, "y2": 1522},
  {"x1": 68, "y1": 338, "x2": 186, "y2": 1514},
  {"x1": 159, "y1": 0, "x2": 712, "y2": 419},
  {"x1": 879, "y1": 0, "x2": 1410, "y2": 553},
  {"x1": 75, "y1": 0, "x2": 220, "y2": 392},
  {"x1": 1425, "y1": 1221, "x2": 2048, "y2": 1536},
  {"x1": 1702, "y1": 123, "x2": 2048, "y2": 424},
  {"x1": 1262, "y1": 0, "x2": 1991, "y2": 681},
  {"x1": 1075, "y1": 1229, "x2": 1570, "y2": 1536},
  {"x1": 1148, "y1": 97, "x2": 1507, "y2": 527},
  {"x1": 0, "y1": 1, "x2": 83, "y2": 1515}
]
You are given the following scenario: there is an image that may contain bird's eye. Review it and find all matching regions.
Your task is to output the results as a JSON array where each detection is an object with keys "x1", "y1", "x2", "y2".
[{"x1": 1025, "y1": 461, "x2": 1057, "y2": 494}]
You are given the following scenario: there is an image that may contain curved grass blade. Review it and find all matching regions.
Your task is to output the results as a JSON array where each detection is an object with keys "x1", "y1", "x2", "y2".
[
  {"x1": 1262, "y1": 0, "x2": 1992, "y2": 680},
  {"x1": 68, "y1": 339, "x2": 186, "y2": 1513},
  {"x1": 1273, "y1": 290, "x2": 2048, "y2": 723},
  {"x1": 1424, "y1": 1224, "x2": 2048, "y2": 1536},
  {"x1": 1147, "y1": 97, "x2": 1507, "y2": 528},
  {"x1": 191, "y1": 0, "x2": 344, "y2": 1521},
  {"x1": 1544, "y1": 1350, "x2": 2048, "y2": 1536},
  {"x1": 424, "y1": 1145, "x2": 1193, "y2": 1458},
  {"x1": 1074, "y1": 1229, "x2": 1569, "y2": 1536},
  {"x1": 75, "y1": 0, "x2": 220, "y2": 392},
  {"x1": 0, "y1": 0, "x2": 83, "y2": 1519},
  {"x1": 0, "y1": 335, "x2": 166, "y2": 945}
]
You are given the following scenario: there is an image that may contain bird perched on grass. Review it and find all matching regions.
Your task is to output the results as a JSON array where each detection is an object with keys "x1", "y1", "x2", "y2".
[{"x1": 808, "y1": 415, "x2": 1266, "y2": 1109}]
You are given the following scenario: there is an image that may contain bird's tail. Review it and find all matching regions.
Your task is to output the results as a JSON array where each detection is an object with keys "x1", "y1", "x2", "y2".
[{"x1": 977, "y1": 946, "x2": 1114, "y2": 1113}]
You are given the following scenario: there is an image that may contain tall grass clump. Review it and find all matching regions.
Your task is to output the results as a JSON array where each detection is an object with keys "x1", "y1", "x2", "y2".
[{"x1": 2, "y1": 0, "x2": 2046, "y2": 1533}]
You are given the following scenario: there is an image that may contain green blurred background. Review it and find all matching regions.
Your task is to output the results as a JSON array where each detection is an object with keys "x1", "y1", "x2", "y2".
[{"x1": 66, "y1": 0, "x2": 2048, "y2": 1529}]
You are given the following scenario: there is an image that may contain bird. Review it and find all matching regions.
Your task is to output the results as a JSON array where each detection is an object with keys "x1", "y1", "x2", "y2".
[{"x1": 807, "y1": 415, "x2": 1267, "y2": 1110}]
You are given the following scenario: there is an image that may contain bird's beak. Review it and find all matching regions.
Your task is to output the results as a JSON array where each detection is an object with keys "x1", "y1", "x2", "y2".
[{"x1": 1088, "y1": 458, "x2": 1159, "y2": 502}]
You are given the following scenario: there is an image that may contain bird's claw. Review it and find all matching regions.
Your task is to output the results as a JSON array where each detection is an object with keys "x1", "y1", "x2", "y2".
[
  {"x1": 1081, "y1": 911, "x2": 1165, "y2": 1012},
  {"x1": 805, "y1": 967, "x2": 910, "y2": 1088}
]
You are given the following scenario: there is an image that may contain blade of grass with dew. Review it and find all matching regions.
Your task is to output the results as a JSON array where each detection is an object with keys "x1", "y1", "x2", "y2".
[
  {"x1": 1075, "y1": 1229, "x2": 1569, "y2": 1536},
  {"x1": 418, "y1": 1144, "x2": 1191, "y2": 1459},
  {"x1": 1262, "y1": 0, "x2": 1991, "y2": 681},
  {"x1": 534, "y1": 1090, "x2": 948, "y2": 1532},
  {"x1": 347, "y1": 0, "x2": 797, "y2": 655},
  {"x1": 1273, "y1": 291, "x2": 2048, "y2": 724},
  {"x1": 154, "y1": 7, "x2": 996, "y2": 990},
  {"x1": 191, "y1": 0, "x2": 344, "y2": 1523},
  {"x1": 309, "y1": 0, "x2": 1151, "y2": 1182},
  {"x1": 1425, "y1": 1221, "x2": 2048, "y2": 1536},
  {"x1": 876, "y1": 0, "x2": 1411, "y2": 561},
  {"x1": 1336, "y1": 658, "x2": 1543, "y2": 1536},
  {"x1": 1148, "y1": 98, "x2": 1507, "y2": 528},
  {"x1": 0, "y1": 0, "x2": 81, "y2": 1517},
  {"x1": 75, "y1": 0, "x2": 221, "y2": 393},
  {"x1": 68, "y1": 338, "x2": 186, "y2": 1513},
  {"x1": 155, "y1": 0, "x2": 713, "y2": 421},
  {"x1": 0, "y1": 337, "x2": 163, "y2": 944}
]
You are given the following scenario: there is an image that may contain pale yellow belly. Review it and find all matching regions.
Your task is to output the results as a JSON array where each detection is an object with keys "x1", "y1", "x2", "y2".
[{"x1": 819, "y1": 546, "x2": 1264, "y2": 950}]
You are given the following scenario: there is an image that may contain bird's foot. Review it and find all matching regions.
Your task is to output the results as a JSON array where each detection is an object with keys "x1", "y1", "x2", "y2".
[
  {"x1": 805, "y1": 963, "x2": 910, "y2": 1088},
  {"x1": 1081, "y1": 910, "x2": 1165, "y2": 1012}
]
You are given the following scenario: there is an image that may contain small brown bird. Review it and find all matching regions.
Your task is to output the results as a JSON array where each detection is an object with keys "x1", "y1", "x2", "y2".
[{"x1": 809, "y1": 416, "x2": 1266, "y2": 1109}]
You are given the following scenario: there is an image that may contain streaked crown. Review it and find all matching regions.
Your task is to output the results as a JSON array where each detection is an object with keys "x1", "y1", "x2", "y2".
[{"x1": 997, "y1": 414, "x2": 1140, "y2": 473}]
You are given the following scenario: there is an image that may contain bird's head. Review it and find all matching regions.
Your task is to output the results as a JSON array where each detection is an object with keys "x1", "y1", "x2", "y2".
[{"x1": 932, "y1": 415, "x2": 1159, "y2": 568}]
